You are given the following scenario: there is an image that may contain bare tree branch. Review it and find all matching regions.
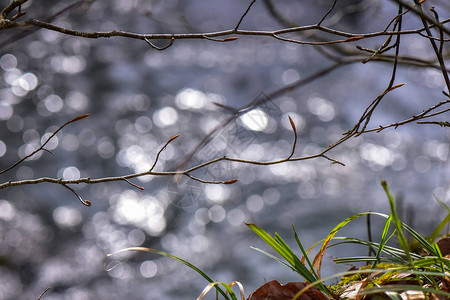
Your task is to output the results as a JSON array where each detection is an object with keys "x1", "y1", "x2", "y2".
[{"x1": 0, "y1": 0, "x2": 449, "y2": 208}]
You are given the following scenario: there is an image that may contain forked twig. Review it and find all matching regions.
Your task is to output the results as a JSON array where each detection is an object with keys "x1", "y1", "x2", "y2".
[{"x1": 149, "y1": 134, "x2": 180, "y2": 172}]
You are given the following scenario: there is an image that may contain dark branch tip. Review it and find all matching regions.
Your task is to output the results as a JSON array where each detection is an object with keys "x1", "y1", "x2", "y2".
[
  {"x1": 70, "y1": 113, "x2": 91, "y2": 123},
  {"x1": 288, "y1": 115, "x2": 296, "y2": 133},
  {"x1": 224, "y1": 179, "x2": 238, "y2": 184}
]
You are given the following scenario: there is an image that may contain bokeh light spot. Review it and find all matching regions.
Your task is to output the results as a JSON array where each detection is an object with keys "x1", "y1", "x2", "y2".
[
  {"x1": 175, "y1": 88, "x2": 207, "y2": 110},
  {"x1": 61, "y1": 166, "x2": 81, "y2": 180},
  {"x1": 307, "y1": 97, "x2": 335, "y2": 122},
  {"x1": 0, "y1": 140, "x2": 6, "y2": 157},
  {"x1": 208, "y1": 205, "x2": 226, "y2": 223},
  {"x1": 227, "y1": 208, "x2": 246, "y2": 226},
  {"x1": 153, "y1": 107, "x2": 178, "y2": 128},
  {"x1": 140, "y1": 261, "x2": 158, "y2": 278},
  {"x1": 0, "y1": 54, "x2": 17, "y2": 71},
  {"x1": 53, "y1": 206, "x2": 82, "y2": 228},
  {"x1": 66, "y1": 91, "x2": 89, "y2": 111},
  {"x1": 205, "y1": 185, "x2": 229, "y2": 203},
  {"x1": 0, "y1": 104, "x2": 13, "y2": 120},
  {"x1": 43, "y1": 94, "x2": 64, "y2": 113},
  {"x1": 0, "y1": 200, "x2": 16, "y2": 221},
  {"x1": 240, "y1": 108, "x2": 268, "y2": 131},
  {"x1": 246, "y1": 194, "x2": 264, "y2": 212}
]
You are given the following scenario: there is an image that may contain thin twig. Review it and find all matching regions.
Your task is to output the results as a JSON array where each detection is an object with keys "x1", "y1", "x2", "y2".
[
  {"x1": 144, "y1": 36, "x2": 174, "y2": 50},
  {"x1": 0, "y1": 114, "x2": 90, "y2": 175},
  {"x1": 61, "y1": 183, "x2": 91, "y2": 206},
  {"x1": 389, "y1": 0, "x2": 450, "y2": 35},
  {"x1": 354, "y1": 3, "x2": 403, "y2": 136},
  {"x1": 417, "y1": 121, "x2": 450, "y2": 127},
  {"x1": 122, "y1": 178, "x2": 144, "y2": 190},
  {"x1": 361, "y1": 99, "x2": 450, "y2": 133},
  {"x1": 235, "y1": 0, "x2": 256, "y2": 31},
  {"x1": 287, "y1": 116, "x2": 297, "y2": 159},
  {"x1": 272, "y1": 33, "x2": 364, "y2": 46},
  {"x1": 37, "y1": 287, "x2": 51, "y2": 300},
  {"x1": 317, "y1": 0, "x2": 337, "y2": 26},
  {"x1": 426, "y1": 6, "x2": 450, "y2": 93},
  {"x1": 149, "y1": 134, "x2": 180, "y2": 172},
  {"x1": 1, "y1": 0, "x2": 27, "y2": 19}
]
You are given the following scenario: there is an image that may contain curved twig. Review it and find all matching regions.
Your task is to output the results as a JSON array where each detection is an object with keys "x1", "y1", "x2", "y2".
[{"x1": 144, "y1": 36, "x2": 174, "y2": 50}]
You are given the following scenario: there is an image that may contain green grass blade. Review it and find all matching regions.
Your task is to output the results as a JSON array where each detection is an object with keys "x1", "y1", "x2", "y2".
[
  {"x1": 412, "y1": 256, "x2": 450, "y2": 270},
  {"x1": 328, "y1": 237, "x2": 421, "y2": 263},
  {"x1": 292, "y1": 225, "x2": 318, "y2": 279},
  {"x1": 428, "y1": 213, "x2": 450, "y2": 241},
  {"x1": 372, "y1": 215, "x2": 393, "y2": 268},
  {"x1": 401, "y1": 222, "x2": 437, "y2": 255},
  {"x1": 273, "y1": 233, "x2": 318, "y2": 282},
  {"x1": 246, "y1": 223, "x2": 294, "y2": 264},
  {"x1": 381, "y1": 180, "x2": 412, "y2": 264},
  {"x1": 249, "y1": 246, "x2": 298, "y2": 273},
  {"x1": 247, "y1": 224, "x2": 317, "y2": 281},
  {"x1": 433, "y1": 243, "x2": 446, "y2": 273},
  {"x1": 197, "y1": 282, "x2": 239, "y2": 300},
  {"x1": 409, "y1": 196, "x2": 449, "y2": 252},
  {"x1": 314, "y1": 212, "x2": 375, "y2": 276},
  {"x1": 107, "y1": 247, "x2": 230, "y2": 300},
  {"x1": 333, "y1": 256, "x2": 398, "y2": 264},
  {"x1": 246, "y1": 223, "x2": 328, "y2": 293},
  {"x1": 358, "y1": 285, "x2": 450, "y2": 298},
  {"x1": 427, "y1": 196, "x2": 450, "y2": 242},
  {"x1": 333, "y1": 237, "x2": 422, "y2": 260}
]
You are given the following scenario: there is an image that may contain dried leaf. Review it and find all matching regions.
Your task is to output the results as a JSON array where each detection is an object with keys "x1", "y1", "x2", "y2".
[
  {"x1": 247, "y1": 280, "x2": 328, "y2": 300},
  {"x1": 437, "y1": 237, "x2": 450, "y2": 257}
]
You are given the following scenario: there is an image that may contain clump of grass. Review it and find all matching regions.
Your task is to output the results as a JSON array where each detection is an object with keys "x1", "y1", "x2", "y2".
[{"x1": 248, "y1": 180, "x2": 450, "y2": 299}]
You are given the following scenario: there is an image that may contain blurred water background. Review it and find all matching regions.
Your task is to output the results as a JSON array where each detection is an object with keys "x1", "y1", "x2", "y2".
[{"x1": 0, "y1": 0, "x2": 449, "y2": 299}]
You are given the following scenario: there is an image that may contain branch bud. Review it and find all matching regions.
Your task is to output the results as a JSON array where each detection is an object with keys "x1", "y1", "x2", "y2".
[{"x1": 224, "y1": 179, "x2": 238, "y2": 184}]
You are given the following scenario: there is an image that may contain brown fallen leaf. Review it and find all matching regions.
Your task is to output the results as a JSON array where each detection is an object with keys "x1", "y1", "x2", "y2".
[
  {"x1": 436, "y1": 237, "x2": 450, "y2": 257},
  {"x1": 247, "y1": 280, "x2": 329, "y2": 300}
]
